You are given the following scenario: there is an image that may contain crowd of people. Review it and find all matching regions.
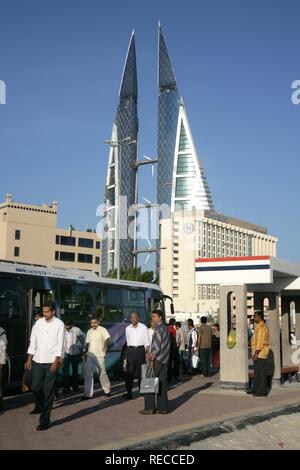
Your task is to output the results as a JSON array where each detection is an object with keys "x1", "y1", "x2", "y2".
[
  {"x1": 0, "y1": 305, "x2": 271, "y2": 429},
  {"x1": 166, "y1": 317, "x2": 220, "y2": 381}
]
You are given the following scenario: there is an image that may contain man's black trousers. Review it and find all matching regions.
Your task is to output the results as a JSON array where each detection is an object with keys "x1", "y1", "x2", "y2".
[
  {"x1": 31, "y1": 362, "x2": 57, "y2": 426},
  {"x1": 253, "y1": 358, "x2": 268, "y2": 396},
  {"x1": 144, "y1": 360, "x2": 168, "y2": 412},
  {"x1": 125, "y1": 346, "x2": 145, "y2": 395}
]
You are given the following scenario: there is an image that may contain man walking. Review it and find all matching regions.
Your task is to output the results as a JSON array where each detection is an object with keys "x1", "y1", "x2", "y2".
[
  {"x1": 82, "y1": 316, "x2": 111, "y2": 399},
  {"x1": 0, "y1": 326, "x2": 7, "y2": 412},
  {"x1": 251, "y1": 310, "x2": 270, "y2": 397},
  {"x1": 139, "y1": 310, "x2": 170, "y2": 415},
  {"x1": 25, "y1": 301, "x2": 64, "y2": 430},
  {"x1": 62, "y1": 319, "x2": 84, "y2": 393},
  {"x1": 123, "y1": 312, "x2": 149, "y2": 400},
  {"x1": 197, "y1": 316, "x2": 212, "y2": 377}
]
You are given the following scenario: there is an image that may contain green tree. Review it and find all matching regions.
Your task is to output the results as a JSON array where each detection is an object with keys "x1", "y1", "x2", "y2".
[{"x1": 106, "y1": 267, "x2": 155, "y2": 283}]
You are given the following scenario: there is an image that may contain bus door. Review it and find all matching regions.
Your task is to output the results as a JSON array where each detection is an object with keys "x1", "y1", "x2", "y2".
[
  {"x1": 26, "y1": 288, "x2": 33, "y2": 345},
  {"x1": 27, "y1": 288, "x2": 55, "y2": 326},
  {"x1": 0, "y1": 276, "x2": 25, "y2": 382}
]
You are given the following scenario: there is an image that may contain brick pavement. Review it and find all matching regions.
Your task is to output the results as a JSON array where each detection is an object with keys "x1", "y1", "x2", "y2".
[{"x1": 1, "y1": 374, "x2": 300, "y2": 450}]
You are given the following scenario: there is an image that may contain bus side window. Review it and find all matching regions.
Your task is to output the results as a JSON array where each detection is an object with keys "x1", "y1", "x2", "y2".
[
  {"x1": 108, "y1": 288, "x2": 121, "y2": 305},
  {"x1": 104, "y1": 306, "x2": 122, "y2": 322},
  {"x1": 0, "y1": 279, "x2": 21, "y2": 319},
  {"x1": 105, "y1": 288, "x2": 122, "y2": 322},
  {"x1": 95, "y1": 287, "x2": 107, "y2": 304},
  {"x1": 95, "y1": 305, "x2": 105, "y2": 322},
  {"x1": 122, "y1": 289, "x2": 146, "y2": 323},
  {"x1": 60, "y1": 283, "x2": 94, "y2": 319}
]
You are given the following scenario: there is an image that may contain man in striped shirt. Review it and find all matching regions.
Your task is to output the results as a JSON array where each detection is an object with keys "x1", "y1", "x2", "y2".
[{"x1": 139, "y1": 310, "x2": 170, "y2": 415}]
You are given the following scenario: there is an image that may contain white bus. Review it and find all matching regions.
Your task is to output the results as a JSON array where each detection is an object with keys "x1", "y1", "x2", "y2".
[{"x1": 0, "y1": 260, "x2": 173, "y2": 385}]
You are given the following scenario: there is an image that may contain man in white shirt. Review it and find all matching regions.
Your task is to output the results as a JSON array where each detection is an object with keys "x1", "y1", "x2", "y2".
[
  {"x1": 187, "y1": 319, "x2": 198, "y2": 373},
  {"x1": 25, "y1": 301, "x2": 64, "y2": 430},
  {"x1": 62, "y1": 319, "x2": 84, "y2": 393},
  {"x1": 82, "y1": 316, "x2": 111, "y2": 399},
  {"x1": 123, "y1": 311, "x2": 149, "y2": 400},
  {"x1": 0, "y1": 326, "x2": 8, "y2": 412}
]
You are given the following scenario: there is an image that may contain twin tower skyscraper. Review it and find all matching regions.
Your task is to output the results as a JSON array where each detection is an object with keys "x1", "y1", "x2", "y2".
[{"x1": 101, "y1": 24, "x2": 214, "y2": 277}]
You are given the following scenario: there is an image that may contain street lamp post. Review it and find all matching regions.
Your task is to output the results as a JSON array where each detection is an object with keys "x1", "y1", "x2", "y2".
[{"x1": 104, "y1": 137, "x2": 136, "y2": 280}]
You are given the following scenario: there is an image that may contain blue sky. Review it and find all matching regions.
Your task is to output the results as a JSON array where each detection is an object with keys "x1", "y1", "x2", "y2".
[{"x1": 0, "y1": 0, "x2": 299, "y2": 265}]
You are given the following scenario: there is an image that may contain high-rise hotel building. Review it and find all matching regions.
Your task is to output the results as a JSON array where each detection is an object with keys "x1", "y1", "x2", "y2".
[
  {"x1": 101, "y1": 32, "x2": 138, "y2": 276},
  {"x1": 101, "y1": 25, "x2": 278, "y2": 315},
  {"x1": 159, "y1": 209, "x2": 277, "y2": 316},
  {"x1": 156, "y1": 26, "x2": 277, "y2": 315}
]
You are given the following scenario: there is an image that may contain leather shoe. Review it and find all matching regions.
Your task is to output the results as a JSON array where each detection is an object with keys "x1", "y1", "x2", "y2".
[
  {"x1": 138, "y1": 409, "x2": 156, "y2": 415},
  {"x1": 123, "y1": 393, "x2": 132, "y2": 400},
  {"x1": 36, "y1": 423, "x2": 50, "y2": 431},
  {"x1": 81, "y1": 396, "x2": 93, "y2": 400},
  {"x1": 30, "y1": 408, "x2": 42, "y2": 415}
]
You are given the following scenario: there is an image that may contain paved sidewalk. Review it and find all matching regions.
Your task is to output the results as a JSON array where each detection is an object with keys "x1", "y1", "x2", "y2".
[{"x1": 1, "y1": 374, "x2": 300, "y2": 450}]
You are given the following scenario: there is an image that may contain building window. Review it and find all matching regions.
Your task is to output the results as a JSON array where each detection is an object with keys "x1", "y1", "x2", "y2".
[
  {"x1": 55, "y1": 251, "x2": 59, "y2": 260},
  {"x1": 59, "y1": 252, "x2": 75, "y2": 262},
  {"x1": 14, "y1": 247, "x2": 20, "y2": 257},
  {"x1": 96, "y1": 241, "x2": 100, "y2": 249},
  {"x1": 95, "y1": 257, "x2": 100, "y2": 265},
  {"x1": 78, "y1": 253, "x2": 93, "y2": 264},
  {"x1": 78, "y1": 238, "x2": 94, "y2": 249},
  {"x1": 15, "y1": 230, "x2": 21, "y2": 240},
  {"x1": 56, "y1": 235, "x2": 76, "y2": 246}
]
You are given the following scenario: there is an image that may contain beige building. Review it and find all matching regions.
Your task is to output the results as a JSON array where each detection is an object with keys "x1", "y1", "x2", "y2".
[
  {"x1": 0, "y1": 193, "x2": 101, "y2": 274},
  {"x1": 159, "y1": 209, "x2": 277, "y2": 321}
]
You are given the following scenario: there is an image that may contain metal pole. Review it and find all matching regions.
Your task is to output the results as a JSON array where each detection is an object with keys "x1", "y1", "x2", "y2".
[{"x1": 116, "y1": 143, "x2": 121, "y2": 280}]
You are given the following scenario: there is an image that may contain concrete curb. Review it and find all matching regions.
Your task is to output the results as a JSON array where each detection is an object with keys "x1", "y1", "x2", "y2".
[{"x1": 120, "y1": 401, "x2": 300, "y2": 450}]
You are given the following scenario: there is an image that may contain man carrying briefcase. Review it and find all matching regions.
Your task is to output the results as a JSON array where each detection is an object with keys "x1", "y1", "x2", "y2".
[{"x1": 139, "y1": 310, "x2": 170, "y2": 415}]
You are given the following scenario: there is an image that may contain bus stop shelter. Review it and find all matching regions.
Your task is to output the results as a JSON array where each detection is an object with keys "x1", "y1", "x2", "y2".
[{"x1": 195, "y1": 256, "x2": 300, "y2": 391}]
